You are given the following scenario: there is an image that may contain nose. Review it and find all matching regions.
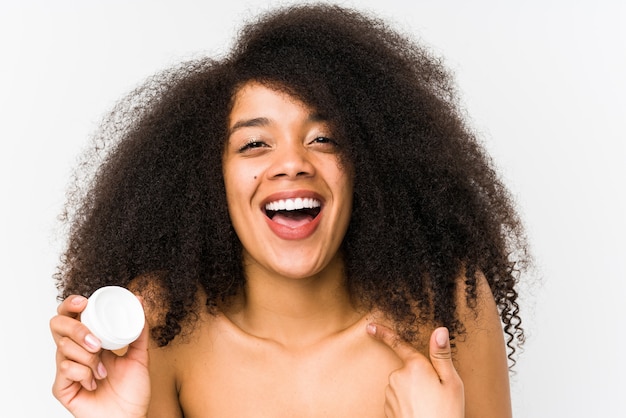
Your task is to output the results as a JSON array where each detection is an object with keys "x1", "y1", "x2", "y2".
[{"x1": 267, "y1": 141, "x2": 315, "y2": 179}]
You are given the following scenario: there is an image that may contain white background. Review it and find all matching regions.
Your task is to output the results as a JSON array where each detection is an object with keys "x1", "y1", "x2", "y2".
[{"x1": 1, "y1": 0, "x2": 624, "y2": 416}]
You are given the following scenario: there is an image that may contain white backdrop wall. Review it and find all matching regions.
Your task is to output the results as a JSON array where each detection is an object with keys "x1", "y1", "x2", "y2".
[{"x1": 1, "y1": 1, "x2": 624, "y2": 416}]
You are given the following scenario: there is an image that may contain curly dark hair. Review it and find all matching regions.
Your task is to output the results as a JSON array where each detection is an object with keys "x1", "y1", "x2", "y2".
[{"x1": 55, "y1": 4, "x2": 528, "y2": 361}]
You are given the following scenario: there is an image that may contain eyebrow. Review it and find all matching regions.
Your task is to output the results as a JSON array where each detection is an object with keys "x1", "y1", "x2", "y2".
[
  {"x1": 229, "y1": 113, "x2": 328, "y2": 135},
  {"x1": 229, "y1": 117, "x2": 270, "y2": 134}
]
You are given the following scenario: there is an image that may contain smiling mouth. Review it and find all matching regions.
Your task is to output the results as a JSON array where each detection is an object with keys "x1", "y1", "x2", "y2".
[{"x1": 264, "y1": 198, "x2": 322, "y2": 227}]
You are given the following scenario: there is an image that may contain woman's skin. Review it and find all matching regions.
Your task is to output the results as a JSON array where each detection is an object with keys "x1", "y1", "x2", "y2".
[{"x1": 50, "y1": 83, "x2": 510, "y2": 418}]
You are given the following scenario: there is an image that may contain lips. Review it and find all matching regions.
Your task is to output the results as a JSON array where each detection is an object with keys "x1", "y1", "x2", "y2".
[{"x1": 262, "y1": 192, "x2": 323, "y2": 240}]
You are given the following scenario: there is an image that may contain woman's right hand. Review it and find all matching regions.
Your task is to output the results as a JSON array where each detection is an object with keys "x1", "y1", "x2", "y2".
[{"x1": 50, "y1": 295, "x2": 151, "y2": 418}]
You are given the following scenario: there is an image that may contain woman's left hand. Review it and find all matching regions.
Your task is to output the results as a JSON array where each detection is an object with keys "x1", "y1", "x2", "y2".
[{"x1": 367, "y1": 324, "x2": 464, "y2": 418}]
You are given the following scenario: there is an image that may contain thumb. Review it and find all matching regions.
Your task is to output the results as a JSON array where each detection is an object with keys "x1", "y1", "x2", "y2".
[
  {"x1": 429, "y1": 327, "x2": 458, "y2": 382},
  {"x1": 125, "y1": 302, "x2": 149, "y2": 365}
]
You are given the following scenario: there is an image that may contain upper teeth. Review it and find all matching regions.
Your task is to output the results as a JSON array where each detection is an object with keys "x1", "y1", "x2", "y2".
[{"x1": 265, "y1": 198, "x2": 321, "y2": 211}]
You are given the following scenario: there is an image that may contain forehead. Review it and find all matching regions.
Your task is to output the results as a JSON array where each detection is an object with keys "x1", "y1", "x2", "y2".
[
  {"x1": 231, "y1": 82, "x2": 306, "y2": 111},
  {"x1": 228, "y1": 82, "x2": 326, "y2": 130}
]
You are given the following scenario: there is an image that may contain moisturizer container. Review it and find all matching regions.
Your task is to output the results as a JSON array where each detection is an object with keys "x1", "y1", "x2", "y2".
[{"x1": 81, "y1": 286, "x2": 145, "y2": 350}]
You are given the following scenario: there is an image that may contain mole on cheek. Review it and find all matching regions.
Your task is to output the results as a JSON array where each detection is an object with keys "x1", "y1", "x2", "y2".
[{"x1": 254, "y1": 175, "x2": 257, "y2": 179}]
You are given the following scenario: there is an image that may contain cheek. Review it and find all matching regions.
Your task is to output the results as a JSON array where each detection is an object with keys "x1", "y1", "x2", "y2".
[
  {"x1": 338, "y1": 174, "x2": 354, "y2": 220},
  {"x1": 334, "y1": 168, "x2": 354, "y2": 200},
  {"x1": 222, "y1": 167, "x2": 243, "y2": 216},
  {"x1": 234, "y1": 157, "x2": 264, "y2": 178},
  {"x1": 330, "y1": 157, "x2": 354, "y2": 191},
  {"x1": 224, "y1": 161, "x2": 255, "y2": 188},
  {"x1": 223, "y1": 163, "x2": 263, "y2": 210}
]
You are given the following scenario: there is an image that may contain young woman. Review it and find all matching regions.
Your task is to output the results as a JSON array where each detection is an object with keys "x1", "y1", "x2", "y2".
[{"x1": 50, "y1": 4, "x2": 528, "y2": 417}]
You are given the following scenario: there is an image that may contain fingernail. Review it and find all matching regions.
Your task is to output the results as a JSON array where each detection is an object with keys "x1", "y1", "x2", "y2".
[
  {"x1": 71, "y1": 295, "x2": 86, "y2": 305},
  {"x1": 435, "y1": 328, "x2": 449, "y2": 348},
  {"x1": 366, "y1": 324, "x2": 377, "y2": 335},
  {"x1": 84, "y1": 333, "x2": 101, "y2": 350},
  {"x1": 97, "y1": 362, "x2": 107, "y2": 379}
]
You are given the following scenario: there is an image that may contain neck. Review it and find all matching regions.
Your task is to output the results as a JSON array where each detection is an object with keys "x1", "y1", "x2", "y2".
[{"x1": 227, "y1": 254, "x2": 362, "y2": 348}]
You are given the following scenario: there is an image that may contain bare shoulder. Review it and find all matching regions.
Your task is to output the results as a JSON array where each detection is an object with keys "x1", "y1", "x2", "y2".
[
  {"x1": 454, "y1": 271, "x2": 512, "y2": 418},
  {"x1": 127, "y1": 274, "x2": 213, "y2": 418},
  {"x1": 159, "y1": 309, "x2": 404, "y2": 417}
]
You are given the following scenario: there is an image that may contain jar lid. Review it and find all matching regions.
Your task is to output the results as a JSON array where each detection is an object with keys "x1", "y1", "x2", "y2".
[{"x1": 81, "y1": 286, "x2": 145, "y2": 350}]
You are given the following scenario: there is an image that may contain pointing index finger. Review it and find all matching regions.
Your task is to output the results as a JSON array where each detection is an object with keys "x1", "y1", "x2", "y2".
[{"x1": 367, "y1": 323, "x2": 419, "y2": 362}]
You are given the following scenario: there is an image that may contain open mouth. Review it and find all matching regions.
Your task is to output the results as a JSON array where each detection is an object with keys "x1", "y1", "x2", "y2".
[{"x1": 264, "y1": 198, "x2": 322, "y2": 228}]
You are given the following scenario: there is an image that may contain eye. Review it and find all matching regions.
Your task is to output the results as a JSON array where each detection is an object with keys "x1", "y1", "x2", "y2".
[
  {"x1": 309, "y1": 135, "x2": 339, "y2": 153},
  {"x1": 313, "y1": 136, "x2": 332, "y2": 144},
  {"x1": 312, "y1": 136, "x2": 339, "y2": 146},
  {"x1": 238, "y1": 139, "x2": 269, "y2": 153}
]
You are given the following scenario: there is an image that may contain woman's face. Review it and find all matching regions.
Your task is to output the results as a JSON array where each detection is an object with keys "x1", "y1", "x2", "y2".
[{"x1": 223, "y1": 82, "x2": 353, "y2": 280}]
